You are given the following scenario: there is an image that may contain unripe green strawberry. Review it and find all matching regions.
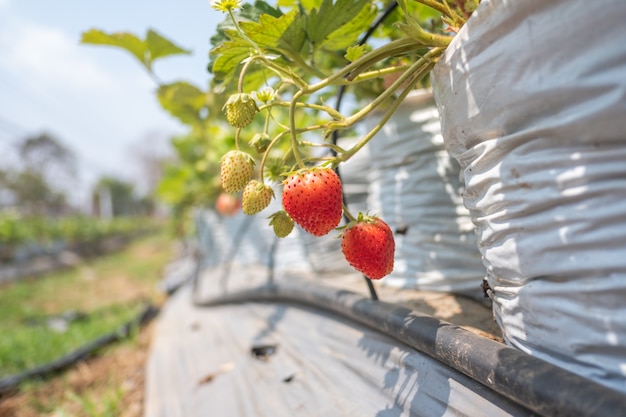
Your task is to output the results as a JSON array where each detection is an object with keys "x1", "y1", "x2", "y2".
[
  {"x1": 282, "y1": 167, "x2": 343, "y2": 236},
  {"x1": 223, "y1": 93, "x2": 259, "y2": 128},
  {"x1": 268, "y1": 211, "x2": 294, "y2": 238},
  {"x1": 220, "y1": 150, "x2": 254, "y2": 193},
  {"x1": 249, "y1": 133, "x2": 271, "y2": 153},
  {"x1": 341, "y1": 214, "x2": 395, "y2": 280},
  {"x1": 242, "y1": 180, "x2": 274, "y2": 215}
]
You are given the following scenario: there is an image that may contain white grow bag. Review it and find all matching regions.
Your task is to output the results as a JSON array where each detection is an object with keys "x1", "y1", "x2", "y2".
[
  {"x1": 363, "y1": 91, "x2": 485, "y2": 296},
  {"x1": 432, "y1": 0, "x2": 626, "y2": 393}
]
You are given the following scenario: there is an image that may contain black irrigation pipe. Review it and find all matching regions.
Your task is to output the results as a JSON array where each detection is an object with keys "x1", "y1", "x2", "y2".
[
  {"x1": 0, "y1": 303, "x2": 159, "y2": 394},
  {"x1": 193, "y1": 281, "x2": 626, "y2": 417}
]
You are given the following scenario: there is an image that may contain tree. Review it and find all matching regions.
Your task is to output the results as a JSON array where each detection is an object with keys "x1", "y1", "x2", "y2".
[
  {"x1": 0, "y1": 133, "x2": 75, "y2": 215},
  {"x1": 92, "y1": 176, "x2": 151, "y2": 218},
  {"x1": 18, "y1": 133, "x2": 76, "y2": 190}
]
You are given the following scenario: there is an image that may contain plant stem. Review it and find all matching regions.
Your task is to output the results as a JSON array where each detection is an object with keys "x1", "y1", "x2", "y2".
[
  {"x1": 300, "y1": 141, "x2": 346, "y2": 154},
  {"x1": 414, "y1": 0, "x2": 462, "y2": 24},
  {"x1": 307, "y1": 38, "x2": 425, "y2": 94},
  {"x1": 289, "y1": 90, "x2": 307, "y2": 169},
  {"x1": 259, "y1": 130, "x2": 289, "y2": 181},
  {"x1": 234, "y1": 128, "x2": 241, "y2": 150},
  {"x1": 339, "y1": 58, "x2": 437, "y2": 163},
  {"x1": 228, "y1": 9, "x2": 261, "y2": 54},
  {"x1": 342, "y1": 204, "x2": 356, "y2": 222},
  {"x1": 256, "y1": 57, "x2": 309, "y2": 89},
  {"x1": 266, "y1": 101, "x2": 344, "y2": 121},
  {"x1": 237, "y1": 58, "x2": 256, "y2": 93},
  {"x1": 328, "y1": 47, "x2": 443, "y2": 135}
]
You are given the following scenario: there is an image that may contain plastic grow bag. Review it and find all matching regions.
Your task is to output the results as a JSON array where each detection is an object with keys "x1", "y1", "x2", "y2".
[
  {"x1": 432, "y1": 0, "x2": 626, "y2": 394},
  {"x1": 363, "y1": 90, "x2": 485, "y2": 297}
]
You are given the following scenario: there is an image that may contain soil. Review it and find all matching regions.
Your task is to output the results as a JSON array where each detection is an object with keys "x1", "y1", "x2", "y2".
[{"x1": 0, "y1": 321, "x2": 154, "y2": 417}]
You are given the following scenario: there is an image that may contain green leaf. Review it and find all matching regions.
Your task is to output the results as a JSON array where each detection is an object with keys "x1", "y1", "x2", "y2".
[
  {"x1": 210, "y1": 35, "x2": 253, "y2": 86},
  {"x1": 307, "y1": 0, "x2": 372, "y2": 48},
  {"x1": 146, "y1": 29, "x2": 191, "y2": 62},
  {"x1": 317, "y1": 1, "x2": 377, "y2": 51},
  {"x1": 81, "y1": 29, "x2": 147, "y2": 67},
  {"x1": 239, "y1": 10, "x2": 307, "y2": 57},
  {"x1": 345, "y1": 44, "x2": 367, "y2": 62},
  {"x1": 157, "y1": 82, "x2": 207, "y2": 125},
  {"x1": 157, "y1": 164, "x2": 194, "y2": 205}
]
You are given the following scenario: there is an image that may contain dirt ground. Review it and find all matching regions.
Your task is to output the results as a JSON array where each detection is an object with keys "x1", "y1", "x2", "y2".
[{"x1": 0, "y1": 321, "x2": 154, "y2": 417}]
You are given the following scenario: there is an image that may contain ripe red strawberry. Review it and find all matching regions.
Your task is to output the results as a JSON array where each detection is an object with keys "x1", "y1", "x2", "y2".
[
  {"x1": 282, "y1": 167, "x2": 343, "y2": 236},
  {"x1": 341, "y1": 214, "x2": 395, "y2": 280},
  {"x1": 242, "y1": 180, "x2": 274, "y2": 215},
  {"x1": 215, "y1": 192, "x2": 241, "y2": 216},
  {"x1": 220, "y1": 150, "x2": 254, "y2": 193}
]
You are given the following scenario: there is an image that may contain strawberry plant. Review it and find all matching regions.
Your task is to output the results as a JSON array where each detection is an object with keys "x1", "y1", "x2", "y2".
[
  {"x1": 82, "y1": 0, "x2": 479, "y2": 279},
  {"x1": 207, "y1": 0, "x2": 478, "y2": 278}
]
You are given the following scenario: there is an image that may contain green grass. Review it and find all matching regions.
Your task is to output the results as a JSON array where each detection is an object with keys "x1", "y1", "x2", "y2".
[
  {"x1": 0, "y1": 227, "x2": 172, "y2": 379},
  {"x1": 0, "y1": 304, "x2": 142, "y2": 376}
]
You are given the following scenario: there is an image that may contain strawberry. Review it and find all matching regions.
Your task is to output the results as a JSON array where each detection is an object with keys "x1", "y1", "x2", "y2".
[
  {"x1": 215, "y1": 192, "x2": 241, "y2": 216},
  {"x1": 268, "y1": 211, "x2": 294, "y2": 238},
  {"x1": 220, "y1": 150, "x2": 254, "y2": 193},
  {"x1": 223, "y1": 93, "x2": 259, "y2": 128},
  {"x1": 242, "y1": 180, "x2": 274, "y2": 215},
  {"x1": 282, "y1": 167, "x2": 343, "y2": 236},
  {"x1": 341, "y1": 214, "x2": 395, "y2": 280}
]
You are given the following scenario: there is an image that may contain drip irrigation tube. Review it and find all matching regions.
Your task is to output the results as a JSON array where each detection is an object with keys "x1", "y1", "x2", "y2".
[
  {"x1": 0, "y1": 303, "x2": 158, "y2": 393},
  {"x1": 193, "y1": 281, "x2": 626, "y2": 417}
]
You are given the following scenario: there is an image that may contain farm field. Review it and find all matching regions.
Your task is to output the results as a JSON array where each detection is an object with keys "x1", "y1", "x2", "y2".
[{"x1": 0, "y1": 228, "x2": 174, "y2": 417}]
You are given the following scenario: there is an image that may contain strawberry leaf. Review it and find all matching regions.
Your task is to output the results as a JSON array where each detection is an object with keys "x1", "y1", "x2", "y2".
[
  {"x1": 307, "y1": 0, "x2": 374, "y2": 50},
  {"x1": 210, "y1": 32, "x2": 252, "y2": 85},
  {"x1": 240, "y1": 10, "x2": 307, "y2": 57},
  {"x1": 345, "y1": 44, "x2": 367, "y2": 62},
  {"x1": 81, "y1": 29, "x2": 147, "y2": 68},
  {"x1": 146, "y1": 29, "x2": 191, "y2": 62},
  {"x1": 157, "y1": 82, "x2": 207, "y2": 125}
]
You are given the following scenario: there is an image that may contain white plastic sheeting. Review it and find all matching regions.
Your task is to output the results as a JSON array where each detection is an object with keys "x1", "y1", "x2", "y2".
[
  {"x1": 363, "y1": 91, "x2": 484, "y2": 297},
  {"x1": 432, "y1": 0, "x2": 626, "y2": 394},
  {"x1": 145, "y1": 255, "x2": 531, "y2": 417}
]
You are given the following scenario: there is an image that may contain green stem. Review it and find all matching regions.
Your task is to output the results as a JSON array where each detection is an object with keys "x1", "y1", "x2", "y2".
[
  {"x1": 264, "y1": 101, "x2": 344, "y2": 121},
  {"x1": 307, "y1": 38, "x2": 425, "y2": 94},
  {"x1": 342, "y1": 204, "x2": 356, "y2": 222},
  {"x1": 256, "y1": 57, "x2": 309, "y2": 89},
  {"x1": 289, "y1": 90, "x2": 307, "y2": 169},
  {"x1": 228, "y1": 9, "x2": 261, "y2": 54},
  {"x1": 300, "y1": 141, "x2": 346, "y2": 154},
  {"x1": 234, "y1": 128, "x2": 242, "y2": 150},
  {"x1": 413, "y1": 0, "x2": 463, "y2": 24},
  {"x1": 340, "y1": 59, "x2": 437, "y2": 163},
  {"x1": 237, "y1": 58, "x2": 256, "y2": 93},
  {"x1": 328, "y1": 47, "x2": 443, "y2": 134},
  {"x1": 263, "y1": 108, "x2": 271, "y2": 135},
  {"x1": 277, "y1": 49, "x2": 328, "y2": 80},
  {"x1": 440, "y1": 0, "x2": 466, "y2": 26},
  {"x1": 346, "y1": 65, "x2": 409, "y2": 84},
  {"x1": 259, "y1": 130, "x2": 289, "y2": 182}
]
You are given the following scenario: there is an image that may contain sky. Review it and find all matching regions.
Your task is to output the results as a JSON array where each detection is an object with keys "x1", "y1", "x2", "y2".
[{"x1": 0, "y1": 0, "x2": 224, "y2": 207}]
